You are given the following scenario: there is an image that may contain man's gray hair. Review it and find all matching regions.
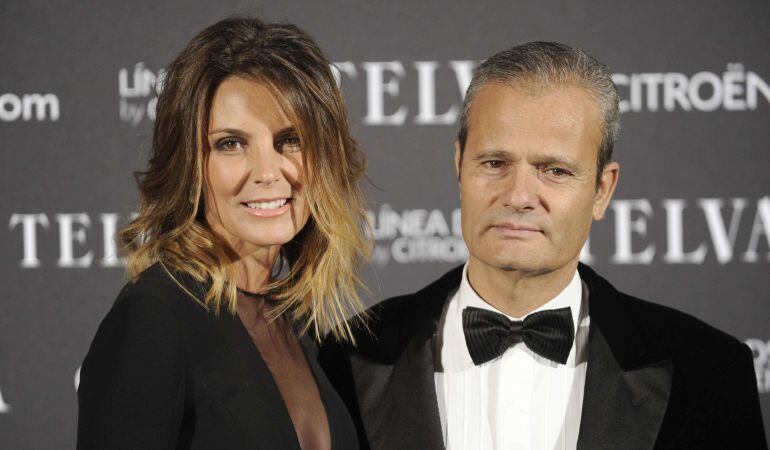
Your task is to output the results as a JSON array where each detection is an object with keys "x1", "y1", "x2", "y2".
[{"x1": 458, "y1": 41, "x2": 620, "y2": 183}]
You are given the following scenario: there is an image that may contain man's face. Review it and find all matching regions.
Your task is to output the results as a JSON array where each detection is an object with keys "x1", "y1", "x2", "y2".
[{"x1": 456, "y1": 82, "x2": 618, "y2": 277}]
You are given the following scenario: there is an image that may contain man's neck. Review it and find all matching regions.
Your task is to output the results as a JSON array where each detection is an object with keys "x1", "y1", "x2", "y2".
[{"x1": 466, "y1": 258, "x2": 579, "y2": 318}]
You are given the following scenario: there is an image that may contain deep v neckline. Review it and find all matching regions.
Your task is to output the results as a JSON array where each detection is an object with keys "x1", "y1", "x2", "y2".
[{"x1": 232, "y1": 306, "x2": 334, "y2": 450}]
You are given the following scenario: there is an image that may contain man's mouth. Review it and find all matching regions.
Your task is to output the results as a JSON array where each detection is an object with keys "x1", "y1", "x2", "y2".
[
  {"x1": 490, "y1": 221, "x2": 543, "y2": 237},
  {"x1": 492, "y1": 221, "x2": 541, "y2": 232}
]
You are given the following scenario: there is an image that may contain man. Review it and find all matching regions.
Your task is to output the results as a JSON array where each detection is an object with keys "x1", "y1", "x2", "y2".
[{"x1": 320, "y1": 42, "x2": 766, "y2": 449}]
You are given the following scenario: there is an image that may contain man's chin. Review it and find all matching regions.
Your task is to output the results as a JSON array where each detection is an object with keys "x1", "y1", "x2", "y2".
[
  {"x1": 493, "y1": 261, "x2": 547, "y2": 273},
  {"x1": 474, "y1": 254, "x2": 548, "y2": 274}
]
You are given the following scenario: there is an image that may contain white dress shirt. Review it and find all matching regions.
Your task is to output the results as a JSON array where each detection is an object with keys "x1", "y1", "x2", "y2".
[{"x1": 434, "y1": 264, "x2": 590, "y2": 450}]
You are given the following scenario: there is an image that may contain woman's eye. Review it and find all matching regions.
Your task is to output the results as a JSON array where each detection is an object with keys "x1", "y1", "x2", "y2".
[
  {"x1": 215, "y1": 137, "x2": 244, "y2": 152},
  {"x1": 278, "y1": 135, "x2": 301, "y2": 153}
]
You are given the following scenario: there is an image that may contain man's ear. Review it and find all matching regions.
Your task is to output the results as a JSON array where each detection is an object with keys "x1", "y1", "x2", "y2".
[
  {"x1": 454, "y1": 141, "x2": 462, "y2": 182},
  {"x1": 593, "y1": 161, "x2": 619, "y2": 220}
]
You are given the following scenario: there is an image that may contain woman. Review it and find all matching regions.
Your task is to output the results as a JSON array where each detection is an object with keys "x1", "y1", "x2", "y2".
[{"x1": 77, "y1": 17, "x2": 369, "y2": 450}]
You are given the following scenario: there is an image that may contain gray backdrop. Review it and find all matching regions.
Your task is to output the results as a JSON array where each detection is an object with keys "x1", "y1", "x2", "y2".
[{"x1": 1, "y1": 0, "x2": 769, "y2": 448}]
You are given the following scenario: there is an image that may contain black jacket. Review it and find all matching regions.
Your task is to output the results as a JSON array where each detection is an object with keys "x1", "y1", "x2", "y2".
[
  {"x1": 320, "y1": 263, "x2": 766, "y2": 450},
  {"x1": 77, "y1": 263, "x2": 358, "y2": 450}
]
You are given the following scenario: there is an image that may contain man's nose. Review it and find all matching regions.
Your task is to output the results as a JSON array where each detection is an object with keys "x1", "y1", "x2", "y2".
[{"x1": 502, "y1": 167, "x2": 538, "y2": 211}]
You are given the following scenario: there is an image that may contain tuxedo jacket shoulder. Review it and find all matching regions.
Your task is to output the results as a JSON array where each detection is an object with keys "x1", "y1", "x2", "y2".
[
  {"x1": 578, "y1": 264, "x2": 766, "y2": 449},
  {"x1": 78, "y1": 263, "x2": 358, "y2": 450},
  {"x1": 583, "y1": 265, "x2": 748, "y2": 372},
  {"x1": 320, "y1": 264, "x2": 766, "y2": 450}
]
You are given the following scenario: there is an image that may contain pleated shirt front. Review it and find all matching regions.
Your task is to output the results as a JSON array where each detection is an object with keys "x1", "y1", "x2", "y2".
[{"x1": 434, "y1": 265, "x2": 589, "y2": 450}]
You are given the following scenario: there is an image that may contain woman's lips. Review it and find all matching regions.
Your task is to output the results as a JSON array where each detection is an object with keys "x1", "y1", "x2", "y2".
[{"x1": 241, "y1": 198, "x2": 291, "y2": 218}]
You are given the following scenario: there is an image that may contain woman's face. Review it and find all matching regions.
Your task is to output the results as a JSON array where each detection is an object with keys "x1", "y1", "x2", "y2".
[{"x1": 204, "y1": 76, "x2": 310, "y2": 256}]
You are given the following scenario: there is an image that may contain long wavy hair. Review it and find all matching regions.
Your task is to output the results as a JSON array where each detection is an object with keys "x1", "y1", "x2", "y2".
[{"x1": 118, "y1": 17, "x2": 370, "y2": 342}]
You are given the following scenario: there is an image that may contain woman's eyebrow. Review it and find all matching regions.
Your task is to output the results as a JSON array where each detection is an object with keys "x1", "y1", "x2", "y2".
[
  {"x1": 274, "y1": 126, "x2": 297, "y2": 138},
  {"x1": 207, "y1": 127, "x2": 248, "y2": 136}
]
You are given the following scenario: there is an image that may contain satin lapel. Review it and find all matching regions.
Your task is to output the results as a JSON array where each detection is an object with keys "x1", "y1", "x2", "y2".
[
  {"x1": 348, "y1": 266, "x2": 462, "y2": 450},
  {"x1": 577, "y1": 325, "x2": 673, "y2": 450},
  {"x1": 196, "y1": 312, "x2": 301, "y2": 450},
  {"x1": 350, "y1": 321, "x2": 444, "y2": 450}
]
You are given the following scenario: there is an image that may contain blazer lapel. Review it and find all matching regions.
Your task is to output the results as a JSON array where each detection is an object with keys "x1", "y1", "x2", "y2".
[
  {"x1": 577, "y1": 326, "x2": 673, "y2": 450},
  {"x1": 351, "y1": 323, "x2": 444, "y2": 450},
  {"x1": 169, "y1": 267, "x2": 301, "y2": 449},
  {"x1": 576, "y1": 264, "x2": 673, "y2": 450},
  {"x1": 350, "y1": 267, "x2": 463, "y2": 450},
  {"x1": 196, "y1": 312, "x2": 301, "y2": 449}
]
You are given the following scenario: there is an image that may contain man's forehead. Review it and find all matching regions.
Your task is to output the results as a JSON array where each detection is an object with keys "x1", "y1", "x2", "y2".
[
  {"x1": 471, "y1": 80, "x2": 598, "y2": 112},
  {"x1": 474, "y1": 84, "x2": 597, "y2": 125},
  {"x1": 461, "y1": 83, "x2": 603, "y2": 170},
  {"x1": 467, "y1": 82, "x2": 602, "y2": 142}
]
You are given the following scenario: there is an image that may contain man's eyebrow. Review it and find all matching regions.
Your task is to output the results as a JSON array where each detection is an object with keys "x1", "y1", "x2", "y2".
[
  {"x1": 472, "y1": 150, "x2": 584, "y2": 171},
  {"x1": 531, "y1": 154, "x2": 581, "y2": 171},
  {"x1": 472, "y1": 150, "x2": 514, "y2": 161}
]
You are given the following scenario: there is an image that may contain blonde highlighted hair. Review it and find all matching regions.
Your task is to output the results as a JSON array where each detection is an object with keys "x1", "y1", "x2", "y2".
[{"x1": 119, "y1": 17, "x2": 370, "y2": 342}]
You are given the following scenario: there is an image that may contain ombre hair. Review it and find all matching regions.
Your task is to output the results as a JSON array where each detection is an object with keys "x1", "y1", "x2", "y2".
[{"x1": 119, "y1": 17, "x2": 370, "y2": 342}]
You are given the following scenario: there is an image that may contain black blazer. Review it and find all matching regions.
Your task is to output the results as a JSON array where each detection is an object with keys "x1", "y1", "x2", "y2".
[
  {"x1": 77, "y1": 263, "x2": 358, "y2": 450},
  {"x1": 320, "y1": 263, "x2": 767, "y2": 450}
]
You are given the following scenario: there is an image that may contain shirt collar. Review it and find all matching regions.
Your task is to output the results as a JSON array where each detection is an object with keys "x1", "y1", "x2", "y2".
[{"x1": 457, "y1": 263, "x2": 583, "y2": 337}]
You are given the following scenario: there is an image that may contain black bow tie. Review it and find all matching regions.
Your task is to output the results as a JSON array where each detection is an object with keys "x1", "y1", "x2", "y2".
[{"x1": 462, "y1": 306, "x2": 574, "y2": 366}]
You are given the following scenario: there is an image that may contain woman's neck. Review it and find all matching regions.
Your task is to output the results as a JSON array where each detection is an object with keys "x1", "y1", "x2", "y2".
[{"x1": 232, "y1": 245, "x2": 280, "y2": 293}]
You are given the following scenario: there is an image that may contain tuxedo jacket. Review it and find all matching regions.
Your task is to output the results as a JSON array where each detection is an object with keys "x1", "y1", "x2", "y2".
[
  {"x1": 319, "y1": 264, "x2": 766, "y2": 449},
  {"x1": 77, "y1": 263, "x2": 358, "y2": 450}
]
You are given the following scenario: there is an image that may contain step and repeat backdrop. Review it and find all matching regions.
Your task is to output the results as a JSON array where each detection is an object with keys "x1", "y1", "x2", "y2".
[{"x1": 2, "y1": 0, "x2": 769, "y2": 447}]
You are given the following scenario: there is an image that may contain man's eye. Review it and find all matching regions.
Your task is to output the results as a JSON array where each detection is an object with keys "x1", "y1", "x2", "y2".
[
  {"x1": 277, "y1": 135, "x2": 301, "y2": 153},
  {"x1": 215, "y1": 137, "x2": 244, "y2": 152},
  {"x1": 483, "y1": 160, "x2": 505, "y2": 169},
  {"x1": 545, "y1": 167, "x2": 571, "y2": 177}
]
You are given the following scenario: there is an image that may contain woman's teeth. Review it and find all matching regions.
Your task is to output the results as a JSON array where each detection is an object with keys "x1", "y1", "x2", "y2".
[{"x1": 245, "y1": 199, "x2": 288, "y2": 210}]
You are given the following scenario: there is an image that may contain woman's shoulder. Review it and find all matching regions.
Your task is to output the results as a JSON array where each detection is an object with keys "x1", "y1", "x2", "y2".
[{"x1": 111, "y1": 262, "x2": 209, "y2": 325}]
